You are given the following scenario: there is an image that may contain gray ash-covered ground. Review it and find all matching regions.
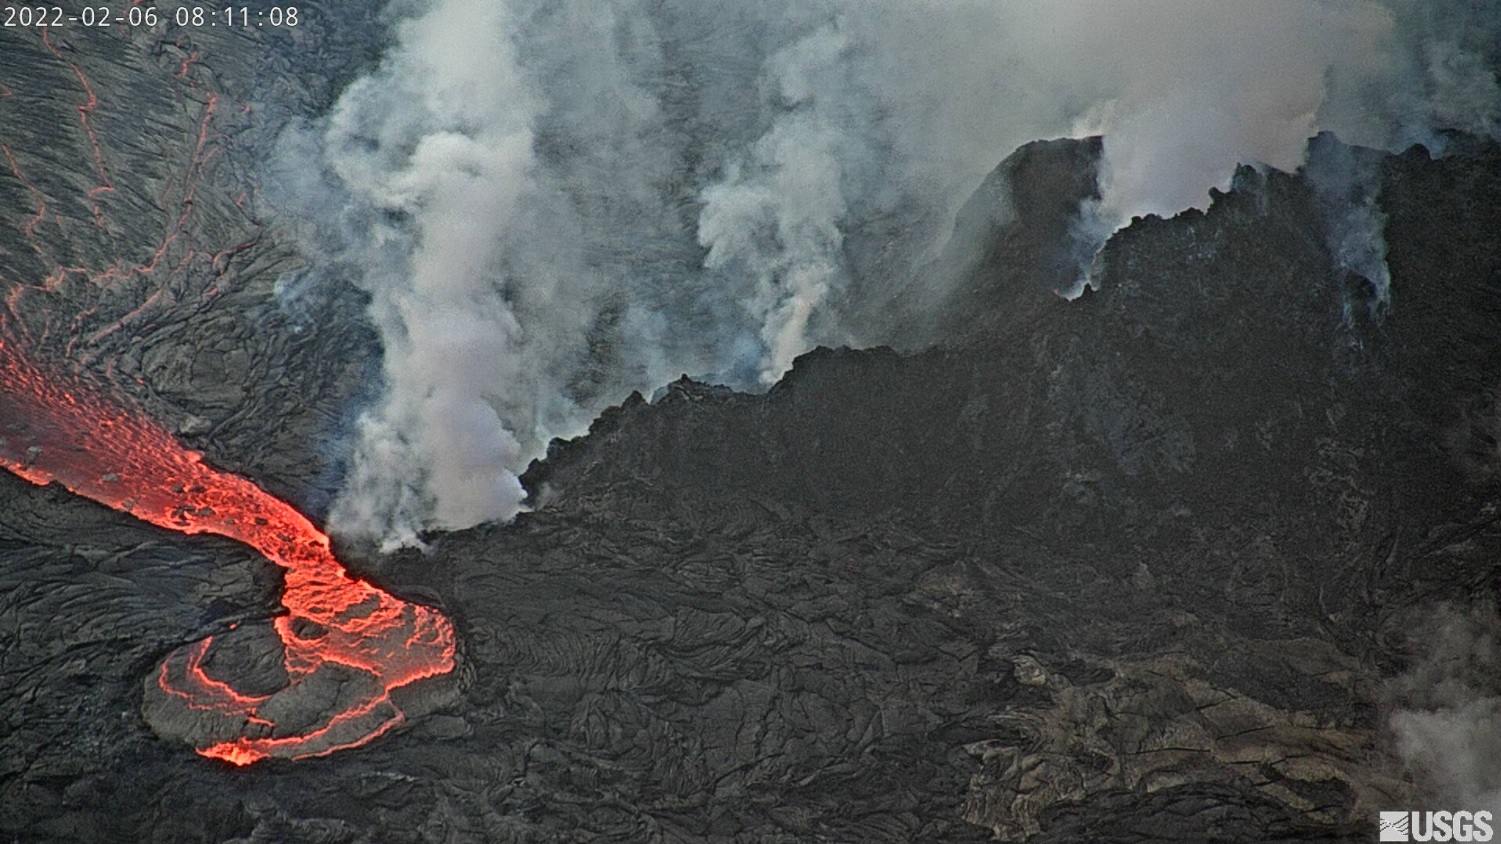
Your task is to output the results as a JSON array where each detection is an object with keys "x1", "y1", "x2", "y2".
[{"x1": 4, "y1": 12, "x2": 1501, "y2": 844}]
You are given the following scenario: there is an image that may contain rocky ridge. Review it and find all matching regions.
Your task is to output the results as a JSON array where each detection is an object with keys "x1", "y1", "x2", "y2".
[{"x1": 3, "y1": 16, "x2": 1501, "y2": 842}]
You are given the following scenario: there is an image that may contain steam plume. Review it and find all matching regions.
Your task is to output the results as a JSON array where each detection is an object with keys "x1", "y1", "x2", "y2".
[
  {"x1": 266, "y1": 0, "x2": 1499, "y2": 544},
  {"x1": 1388, "y1": 604, "x2": 1501, "y2": 816},
  {"x1": 319, "y1": 0, "x2": 541, "y2": 546}
]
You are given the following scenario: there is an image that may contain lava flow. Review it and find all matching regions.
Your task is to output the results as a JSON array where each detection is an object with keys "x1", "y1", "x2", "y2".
[{"x1": 0, "y1": 338, "x2": 457, "y2": 764}]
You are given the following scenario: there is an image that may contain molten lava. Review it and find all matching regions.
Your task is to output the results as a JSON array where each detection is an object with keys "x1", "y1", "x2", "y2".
[{"x1": 0, "y1": 339, "x2": 456, "y2": 764}]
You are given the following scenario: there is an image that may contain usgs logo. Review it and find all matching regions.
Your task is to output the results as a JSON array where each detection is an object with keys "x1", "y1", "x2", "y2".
[{"x1": 1380, "y1": 810, "x2": 1494, "y2": 842}]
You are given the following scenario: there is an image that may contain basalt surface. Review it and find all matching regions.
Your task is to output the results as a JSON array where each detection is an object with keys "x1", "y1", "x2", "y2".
[{"x1": 4, "y1": 15, "x2": 1501, "y2": 844}]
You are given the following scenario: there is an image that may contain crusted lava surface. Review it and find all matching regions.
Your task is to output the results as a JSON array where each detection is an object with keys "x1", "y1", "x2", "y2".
[{"x1": 4, "y1": 17, "x2": 1501, "y2": 844}]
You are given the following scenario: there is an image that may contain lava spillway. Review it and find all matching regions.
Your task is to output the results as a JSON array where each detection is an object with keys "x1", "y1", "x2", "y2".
[{"x1": 0, "y1": 338, "x2": 456, "y2": 764}]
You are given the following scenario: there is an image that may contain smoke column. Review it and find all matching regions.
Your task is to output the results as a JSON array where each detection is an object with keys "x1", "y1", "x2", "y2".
[
  {"x1": 315, "y1": 0, "x2": 542, "y2": 547},
  {"x1": 1305, "y1": 132, "x2": 1393, "y2": 320},
  {"x1": 697, "y1": 24, "x2": 865, "y2": 385},
  {"x1": 271, "y1": 0, "x2": 1500, "y2": 545}
]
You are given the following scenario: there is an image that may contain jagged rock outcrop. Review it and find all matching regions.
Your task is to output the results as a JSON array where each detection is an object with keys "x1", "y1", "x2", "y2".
[
  {"x1": 4, "y1": 20, "x2": 1501, "y2": 840},
  {"x1": 506, "y1": 134, "x2": 1501, "y2": 840}
]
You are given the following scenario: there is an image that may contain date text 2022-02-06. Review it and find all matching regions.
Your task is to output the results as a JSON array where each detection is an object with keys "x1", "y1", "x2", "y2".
[{"x1": 1, "y1": 5, "x2": 298, "y2": 28}]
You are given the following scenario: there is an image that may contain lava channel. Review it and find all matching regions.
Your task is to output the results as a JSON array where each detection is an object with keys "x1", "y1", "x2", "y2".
[{"x1": 0, "y1": 338, "x2": 456, "y2": 765}]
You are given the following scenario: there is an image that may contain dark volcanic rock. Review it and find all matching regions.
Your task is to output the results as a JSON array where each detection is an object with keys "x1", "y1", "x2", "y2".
[
  {"x1": 0, "y1": 12, "x2": 384, "y2": 517},
  {"x1": 944, "y1": 135, "x2": 1105, "y2": 310},
  {"x1": 511, "y1": 135, "x2": 1501, "y2": 839},
  {"x1": 4, "y1": 20, "x2": 1501, "y2": 842}
]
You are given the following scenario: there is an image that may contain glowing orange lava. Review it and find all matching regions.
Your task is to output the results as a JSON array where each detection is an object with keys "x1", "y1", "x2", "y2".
[{"x1": 0, "y1": 338, "x2": 456, "y2": 764}]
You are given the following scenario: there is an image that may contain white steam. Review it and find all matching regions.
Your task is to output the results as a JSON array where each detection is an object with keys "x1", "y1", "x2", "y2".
[
  {"x1": 1389, "y1": 604, "x2": 1501, "y2": 815},
  {"x1": 698, "y1": 25, "x2": 865, "y2": 385},
  {"x1": 279, "y1": 0, "x2": 1500, "y2": 544},
  {"x1": 1306, "y1": 134, "x2": 1393, "y2": 318},
  {"x1": 1052, "y1": 3, "x2": 1382, "y2": 227},
  {"x1": 1029, "y1": 0, "x2": 1497, "y2": 287},
  {"x1": 319, "y1": 0, "x2": 543, "y2": 545}
]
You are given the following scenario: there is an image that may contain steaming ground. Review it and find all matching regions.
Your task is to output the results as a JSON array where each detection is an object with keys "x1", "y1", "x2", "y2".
[
  {"x1": 262, "y1": 4, "x2": 1501, "y2": 801},
  {"x1": 1388, "y1": 604, "x2": 1501, "y2": 820},
  {"x1": 266, "y1": 1, "x2": 1500, "y2": 808},
  {"x1": 5, "y1": 9, "x2": 1501, "y2": 836},
  {"x1": 261, "y1": 0, "x2": 1501, "y2": 547}
]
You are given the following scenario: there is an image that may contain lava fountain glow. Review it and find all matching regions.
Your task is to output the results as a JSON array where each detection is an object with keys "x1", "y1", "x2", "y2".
[{"x1": 0, "y1": 338, "x2": 456, "y2": 765}]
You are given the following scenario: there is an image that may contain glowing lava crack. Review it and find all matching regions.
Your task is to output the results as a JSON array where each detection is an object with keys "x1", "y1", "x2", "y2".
[{"x1": 0, "y1": 340, "x2": 457, "y2": 765}]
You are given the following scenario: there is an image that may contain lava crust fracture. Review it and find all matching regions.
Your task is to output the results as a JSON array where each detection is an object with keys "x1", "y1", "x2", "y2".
[{"x1": 0, "y1": 338, "x2": 457, "y2": 764}]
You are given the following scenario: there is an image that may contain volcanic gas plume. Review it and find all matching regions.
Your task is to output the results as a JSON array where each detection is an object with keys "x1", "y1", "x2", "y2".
[
  {"x1": 0, "y1": 337, "x2": 456, "y2": 765},
  {"x1": 292, "y1": 0, "x2": 1501, "y2": 550}
]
